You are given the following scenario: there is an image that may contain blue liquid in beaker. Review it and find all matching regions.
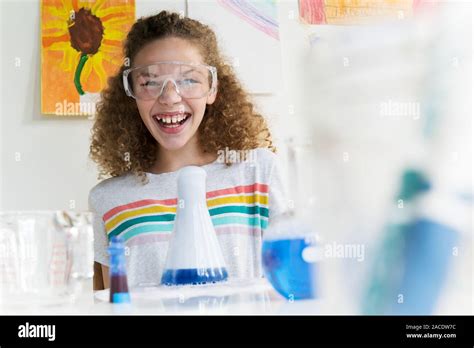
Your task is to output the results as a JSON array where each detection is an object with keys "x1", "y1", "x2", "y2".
[{"x1": 262, "y1": 238, "x2": 317, "y2": 300}]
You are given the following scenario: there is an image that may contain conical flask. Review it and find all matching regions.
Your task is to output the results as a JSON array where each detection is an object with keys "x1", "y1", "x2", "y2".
[{"x1": 161, "y1": 166, "x2": 229, "y2": 285}]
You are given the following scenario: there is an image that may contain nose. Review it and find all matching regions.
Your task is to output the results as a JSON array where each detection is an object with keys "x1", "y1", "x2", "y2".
[{"x1": 158, "y1": 79, "x2": 182, "y2": 105}]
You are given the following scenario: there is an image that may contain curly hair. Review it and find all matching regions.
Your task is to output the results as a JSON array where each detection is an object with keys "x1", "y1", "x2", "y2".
[{"x1": 90, "y1": 11, "x2": 275, "y2": 183}]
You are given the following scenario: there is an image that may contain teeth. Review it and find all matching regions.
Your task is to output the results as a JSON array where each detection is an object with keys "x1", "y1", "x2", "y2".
[{"x1": 154, "y1": 113, "x2": 190, "y2": 126}]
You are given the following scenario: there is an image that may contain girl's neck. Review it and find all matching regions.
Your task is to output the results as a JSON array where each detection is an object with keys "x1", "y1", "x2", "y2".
[{"x1": 149, "y1": 137, "x2": 217, "y2": 175}]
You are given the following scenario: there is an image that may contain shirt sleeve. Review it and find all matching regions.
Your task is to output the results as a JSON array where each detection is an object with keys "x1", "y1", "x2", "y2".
[
  {"x1": 268, "y1": 152, "x2": 289, "y2": 222},
  {"x1": 89, "y1": 189, "x2": 110, "y2": 266}
]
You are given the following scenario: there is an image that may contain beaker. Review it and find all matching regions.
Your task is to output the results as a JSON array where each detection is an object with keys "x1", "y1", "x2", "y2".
[{"x1": 0, "y1": 211, "x2": 93, "y2": 307}]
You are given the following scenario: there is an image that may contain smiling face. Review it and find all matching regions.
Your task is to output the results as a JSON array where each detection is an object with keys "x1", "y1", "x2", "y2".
[{"x1": 132, "y1": 37, "x2": 217, "y2": 151}]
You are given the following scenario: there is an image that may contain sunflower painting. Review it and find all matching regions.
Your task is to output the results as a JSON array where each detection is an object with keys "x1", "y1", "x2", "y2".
[{"x1": 41, "y1": 0, "x2": 135, "y2": 116}]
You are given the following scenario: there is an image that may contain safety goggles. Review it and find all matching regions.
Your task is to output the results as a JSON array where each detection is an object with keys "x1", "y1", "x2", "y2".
[{"x1": 123, "y1": 61, "x2": 217, "y2": 100}]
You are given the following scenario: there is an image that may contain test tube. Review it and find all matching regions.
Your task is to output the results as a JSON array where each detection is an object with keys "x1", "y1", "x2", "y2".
[{"x1": 108, "y1": 236, "x2": 130, "y2": 304}]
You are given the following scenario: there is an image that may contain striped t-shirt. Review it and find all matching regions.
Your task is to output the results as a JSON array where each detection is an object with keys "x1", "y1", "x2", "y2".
[{"x1": 89, "y1": 148, "x2": 288, "y2": 287}]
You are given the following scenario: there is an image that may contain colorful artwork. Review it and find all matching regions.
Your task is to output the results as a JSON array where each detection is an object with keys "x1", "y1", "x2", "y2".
[
  {"x1": 299, "y1": 0, "x2": 424, "y2": 25},
  {"x1": 217, "y1": 0, "x2": 279, "y2": 40},
  {"x1": 41, "y1": 0, "x2": 135, "y2": 115}
]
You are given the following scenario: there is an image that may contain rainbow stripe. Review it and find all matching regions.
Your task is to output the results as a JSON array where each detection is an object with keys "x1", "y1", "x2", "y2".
[{"x1": 103, "y1": 183, "x2": 269, "y2": 242}]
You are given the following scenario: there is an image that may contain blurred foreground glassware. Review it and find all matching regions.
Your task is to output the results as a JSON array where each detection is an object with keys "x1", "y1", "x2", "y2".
[
  {"x1": 261, "y1": 138, "x2": 320, "y2": 301},
  {"x1": 0, "y1": 211, "x2": 93, "y2": 307},
  {"x1": 262, "y1": 213, "x2": 319, "y2": 300}
]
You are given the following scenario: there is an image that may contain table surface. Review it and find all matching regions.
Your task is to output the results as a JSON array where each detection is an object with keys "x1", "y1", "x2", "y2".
[{"x1": 0, "y1": 279, "x2": 345, "y2": 315}]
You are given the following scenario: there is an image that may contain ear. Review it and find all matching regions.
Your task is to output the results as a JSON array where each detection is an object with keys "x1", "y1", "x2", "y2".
[{"x1": 206, "y1": 81, "x2": 218, "y2": 105}]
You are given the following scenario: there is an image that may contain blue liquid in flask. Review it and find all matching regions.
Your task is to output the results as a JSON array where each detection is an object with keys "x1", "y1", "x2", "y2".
[
  {"x1": 262, "y1": 238, "x2": 317, "y2": 300},
  {"x1": 161, "y1": 267, "x2": 228, "y2": 285}
]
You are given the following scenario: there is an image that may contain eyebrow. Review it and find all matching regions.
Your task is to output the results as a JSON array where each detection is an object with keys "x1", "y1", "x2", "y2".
[
  {"x1": 135, "y1": 68, "x2": 205, "y2": 78},
  {"x1": 182, "y1": 68, "x2": 205, "y2": 77},
  {"x1": 137, "y1": 72, "x2": 158, "y2": 78}
]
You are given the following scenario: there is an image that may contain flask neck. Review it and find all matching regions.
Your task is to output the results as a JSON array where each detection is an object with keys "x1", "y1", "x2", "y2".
[{"x1": 177, "y1": 168, "x2": 207, "y2": 207}]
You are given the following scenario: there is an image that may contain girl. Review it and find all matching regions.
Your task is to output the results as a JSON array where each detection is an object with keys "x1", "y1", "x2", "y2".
[{"x1": 89, "y1": 11, "x2": 287, "y2": 290}]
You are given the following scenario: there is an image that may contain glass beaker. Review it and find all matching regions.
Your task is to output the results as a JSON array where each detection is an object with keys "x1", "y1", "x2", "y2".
[
  {"x1": 262, "y1": 213, "x2": 320, "y2": 301},
  {"x1": 0, "y1": 211, "x2": 93, "y2": 307}
]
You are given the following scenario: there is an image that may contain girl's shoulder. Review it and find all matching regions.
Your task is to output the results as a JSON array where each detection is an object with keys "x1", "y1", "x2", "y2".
[
  {"x1": 213, "y1": 147, "x2": 278, "y2": 169},
  {"x1": 216, "y1": 147, "x2": 280, "y2": 179},
  {"x1": 219, "y1": 147, "x2": 277, "y2": 166},
  {"x1": 248, "y1": 147, "x2": 279, "y2": 170},
  {"x1": 88, "y1": 173, "x2": 135, "y2": 208},
  {"x1": 255, "y1": 147, "x2": 278, "y2": 162}
]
